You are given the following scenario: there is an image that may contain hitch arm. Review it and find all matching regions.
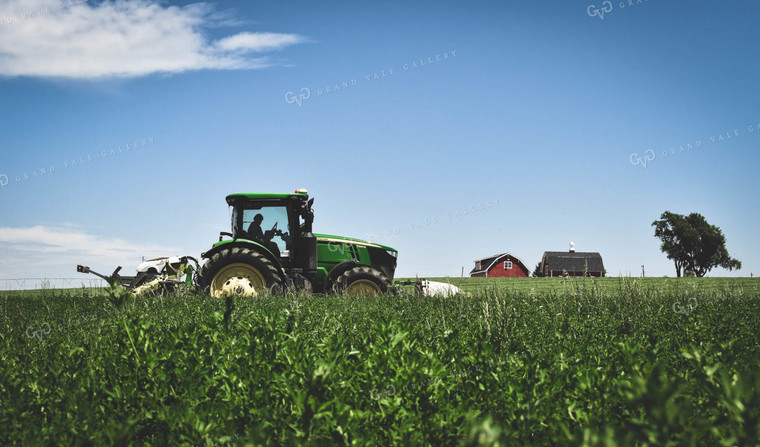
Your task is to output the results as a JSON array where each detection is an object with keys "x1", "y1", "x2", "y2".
[{"x1": 77, "y1": 265, "x2": 122, "y2": 283}]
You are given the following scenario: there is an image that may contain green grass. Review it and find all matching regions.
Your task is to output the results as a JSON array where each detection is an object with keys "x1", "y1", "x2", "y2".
[
  {"x1": 1, "y1": 277, "x2": 759, "y2": 445},
  {"x1": 399, "y1": 276, "x2": 760, "y2": 295}
]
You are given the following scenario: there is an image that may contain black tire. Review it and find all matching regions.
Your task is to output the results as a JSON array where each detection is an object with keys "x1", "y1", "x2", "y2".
[
  {"x1": 332, "y1": 266, "x2": 391, "y2": 296},
  {"x1": 197, "y1": 247, "x2": 283, "y2": 297}
]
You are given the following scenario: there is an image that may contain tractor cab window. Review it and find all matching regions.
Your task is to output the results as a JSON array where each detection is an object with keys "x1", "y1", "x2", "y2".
[{"x1": 235, "y1": 205, "x2": 291, "y2": 256}]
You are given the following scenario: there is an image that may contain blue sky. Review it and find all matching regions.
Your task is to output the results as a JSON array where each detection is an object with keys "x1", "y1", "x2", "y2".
[{"x1": 0, "y1": 0, "x2": 758, "y2": 284}]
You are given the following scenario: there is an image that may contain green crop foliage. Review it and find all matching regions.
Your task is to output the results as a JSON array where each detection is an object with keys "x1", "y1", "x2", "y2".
[{"x1": 1, "y1": 277, "x2": 758, "y2": 445}]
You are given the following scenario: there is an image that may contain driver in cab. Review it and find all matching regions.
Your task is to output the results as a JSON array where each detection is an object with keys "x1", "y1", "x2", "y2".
[{"x1": 247, "y1": 213, "x2": 282, "y2": 256}]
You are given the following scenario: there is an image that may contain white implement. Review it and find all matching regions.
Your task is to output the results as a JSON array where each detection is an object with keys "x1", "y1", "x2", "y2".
[{"x1": 416, "y1": 278, "x2": 464, "y2": 297}]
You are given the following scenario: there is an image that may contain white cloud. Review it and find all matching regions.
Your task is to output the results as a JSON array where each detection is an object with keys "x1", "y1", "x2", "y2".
[
  {"x1": 215, "y1": 32, "x2": 306, "y2": 53},
  {"x1": 0, "y1": 225, "x2": 181, "y2": 280},
  {"x1": 0, "y1": 0, "x2": 305, "y2": 79}
]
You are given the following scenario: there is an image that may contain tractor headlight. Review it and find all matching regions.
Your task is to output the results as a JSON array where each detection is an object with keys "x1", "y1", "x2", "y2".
[{"x1": 387, "y1": 250, "x2": 398, "y2": 258}]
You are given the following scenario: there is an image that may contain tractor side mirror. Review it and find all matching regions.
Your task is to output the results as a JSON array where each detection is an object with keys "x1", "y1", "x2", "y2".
[{"x1": 308, "y1": 198, "x2": 314, "y2": 208}]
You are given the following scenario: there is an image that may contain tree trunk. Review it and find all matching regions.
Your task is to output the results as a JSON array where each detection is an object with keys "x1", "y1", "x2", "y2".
[{"x1": 674, "y1": 260, "x2": 681, "y2": 277}]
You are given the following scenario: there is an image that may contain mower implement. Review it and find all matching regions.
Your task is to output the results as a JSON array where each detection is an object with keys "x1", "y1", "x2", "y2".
[{"x1": 77, "y1": 256, "x2": 199, "y2": 296}]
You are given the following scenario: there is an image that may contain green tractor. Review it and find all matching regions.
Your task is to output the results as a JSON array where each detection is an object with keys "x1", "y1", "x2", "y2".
[{"x1": 195, "y1": 189, "x2": 398, "y2": 297}]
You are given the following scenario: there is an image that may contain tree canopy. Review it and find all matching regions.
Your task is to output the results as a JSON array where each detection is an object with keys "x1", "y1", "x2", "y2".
[{"x1": 652, "y1": 211, "x2": 741, "y2": 277}]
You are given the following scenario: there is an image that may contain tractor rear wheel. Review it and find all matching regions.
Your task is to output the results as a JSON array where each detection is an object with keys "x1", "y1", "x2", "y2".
[
  {"x1": 198, "y1": 247, "x2": 282, "y2": 298},
  {"x1": 332, "y1": 266, "x2": 390, "y2": 297}
]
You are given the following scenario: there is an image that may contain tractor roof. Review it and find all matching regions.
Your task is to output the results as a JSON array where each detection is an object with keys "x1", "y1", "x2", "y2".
[{"x1": 226, "y1": 192, "x2": 308, "y2": 205}]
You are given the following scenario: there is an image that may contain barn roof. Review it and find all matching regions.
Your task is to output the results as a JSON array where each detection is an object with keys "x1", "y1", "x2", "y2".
[
  {"x1": 470, "y1": 253, "x2": 529, "y2": 275},
  {"x1": 542, "y1": 251, "x2": 604, "y2": 272}
]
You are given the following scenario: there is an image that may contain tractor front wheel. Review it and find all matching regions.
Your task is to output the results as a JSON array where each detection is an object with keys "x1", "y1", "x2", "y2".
[
  {"x1": 197, "y1": 248, "x2": 282, "y2": 298},
  {"x1": 332, "y1": 266, "x2": 390, "y2": 297}
]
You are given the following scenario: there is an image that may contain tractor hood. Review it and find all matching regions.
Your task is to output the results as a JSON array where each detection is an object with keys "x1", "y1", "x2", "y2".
[
  {"x1": 316, "y1": 233, "x2": 398, "y2": 282},
  {"x1": 314, "y1": 234, "x2": 397, "y2": 253}
]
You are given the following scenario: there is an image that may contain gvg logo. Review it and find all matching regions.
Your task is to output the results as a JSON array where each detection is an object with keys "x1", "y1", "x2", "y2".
[
  {"x1": 587, "y1": 1, "x2": 613, "y2": 20},
  {"x1": 327, "y1": 240, "x2": 350, "y2": 256},
  {"x1": 285, "y1": 88, "x2": 311, "y2": 107},
  {"x1": 630, "y1": 149, "x2": 656, "y2": 168},
  {"x1": 370, "y1": 384, "x2": 396, "y2": 400},
  {"x1": 673, "y1": 297, "x2": 698, "y2": 316},
  {"x1": 26, "y1": 323, "x2": 51, "y2": 340}
]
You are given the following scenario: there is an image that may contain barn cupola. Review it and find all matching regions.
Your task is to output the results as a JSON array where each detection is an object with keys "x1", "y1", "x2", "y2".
[{"x1": 569, "y1": 241, "x2": 575, "y2": 253}]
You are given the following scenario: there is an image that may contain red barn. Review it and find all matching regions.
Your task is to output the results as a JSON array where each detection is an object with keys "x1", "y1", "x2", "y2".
[{"x1": 470, "y1": 253, "x2": 530, "y2": 278}]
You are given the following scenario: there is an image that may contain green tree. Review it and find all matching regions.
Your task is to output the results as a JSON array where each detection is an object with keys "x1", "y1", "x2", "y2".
[
  {"x1": 652, "y1": 211, "x2": 693, "y2": 277},
  {"x1": 652, "y1": 211, "x2": 741, "y2": 277},
  {"x1": 532, "y1": 262, "x2": 544, "y2": 277}
]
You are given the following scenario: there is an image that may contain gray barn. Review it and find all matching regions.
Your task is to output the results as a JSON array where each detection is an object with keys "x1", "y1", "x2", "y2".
[{"x1": 540, "y1": 242, "x2": 605, "y2": 277}]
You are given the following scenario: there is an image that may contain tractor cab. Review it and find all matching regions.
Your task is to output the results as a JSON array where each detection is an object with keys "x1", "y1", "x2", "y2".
[
  {"x1": 230, "y1": 198, "x2": 294, "y2": 257},
  {"x1": 224, "y1": 190, "x2": 317, "y2": 273}
]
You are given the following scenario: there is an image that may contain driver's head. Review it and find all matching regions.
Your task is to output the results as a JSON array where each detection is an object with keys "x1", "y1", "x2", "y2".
[{"x1": 253, "y1": 213, "x2": 263, "y2": 224}]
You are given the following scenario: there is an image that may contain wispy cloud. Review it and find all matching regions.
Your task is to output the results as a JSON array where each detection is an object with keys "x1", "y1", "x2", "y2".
[
  {"x1": 0, "y1": 0, "x2": 306, "y2": 79},
  {"x1": 215, "y1": 32, "x2": 306, "y2": 53},
  {"x1": 0, "y1": 225, "x2": 180, "y2": 278}
]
